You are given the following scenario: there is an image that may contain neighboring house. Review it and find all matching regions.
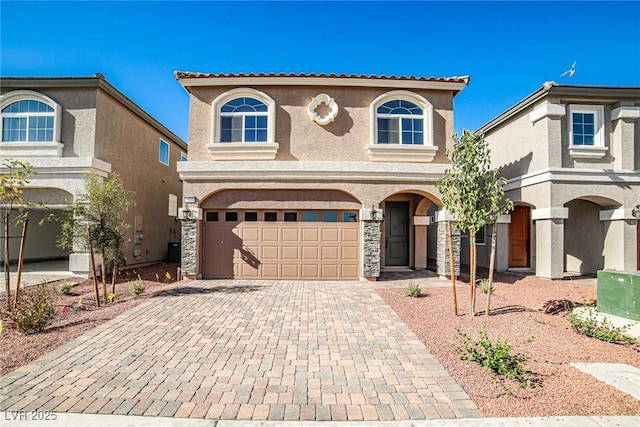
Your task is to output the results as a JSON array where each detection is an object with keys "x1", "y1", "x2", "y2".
[
  {"x1": 175, "y1": 72, "x2": 469, "y2": 280},
  {"x1": 0, "y1": 75, "x2": 187, "y2": 274},
  {"x1": 477, "y1": 83, "x2": 640, "y2": 279}
]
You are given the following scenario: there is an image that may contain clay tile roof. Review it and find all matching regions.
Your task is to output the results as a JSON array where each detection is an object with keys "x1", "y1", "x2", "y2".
[{"x1": 173, "y1": 71, "x2": 470, "y2": 85}]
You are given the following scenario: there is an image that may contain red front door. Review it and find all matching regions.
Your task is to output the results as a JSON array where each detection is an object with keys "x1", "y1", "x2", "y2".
[{"x1": 509, "y1": 206, "x2": 530, "y2": 268}]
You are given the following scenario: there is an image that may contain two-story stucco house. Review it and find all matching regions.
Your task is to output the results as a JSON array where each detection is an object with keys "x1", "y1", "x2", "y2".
[
  {"x1": 478, "y1": 83, "x2": 640, "y2": 279},
  {"x1": 0, "y1": 75, "x2": 188, "y2": 274},
  {"x1": 175, "y1": 72, "x2": 469, "y2": 281}
]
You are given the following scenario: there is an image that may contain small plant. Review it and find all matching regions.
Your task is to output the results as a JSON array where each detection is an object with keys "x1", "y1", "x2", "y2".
[
  {"x1": 57, "y1": 281, "x2": 73, "y2": 295},
  {"x1": 404, "y1": 282, "x2": 422, "y2": 298},
  {"x1": 458, "y1": 329, "x2": 534, "y2": 387},
  {"x1": 477, "y1": 279, "x2": 493, "y2": 294},
  {"x1": 0, "y1": 283, "x2": 56, "y2": 333},
  {"x1": 129, "y1": 280, "x2": 144, "y2": 296},
  {"x1": 568, "y1": 309, "x2": 635, "y2": 344}
]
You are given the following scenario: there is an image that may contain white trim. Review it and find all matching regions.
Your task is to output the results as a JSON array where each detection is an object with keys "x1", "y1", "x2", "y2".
[
  {"x1": 307, "y1": 93, "x2": 338, "y2": 125},
  {"x1": 159, "y1": 139, "x2": 170, "y2": 166},
  {"x1": 611, "y1": 106, "x2": 640, "y2": 121},
  {"x1": 370, "y1": 91, "x2": 434, "y2": 149},
  {"x1": 497, "y1": 214, "x2": 512, "y2": 224},
  {"x1": 504, "y1": 167, "x2": 640, "y2": 191},
  {"x1": 180, "y1": 152, "x2": 188, "y2": 162},
  {"x1": 529, "y1": 101, "x2": 566, "y2": 124},
  {"x1": 568, "y1": 104, "x2": 606, "y2": 158},
  {"x1": 366, "y1": 144, "x2": 437, "y2": 163},
  {"x1": 178, "y1": 160, "x2": 449, "y2": 182},
  {"x1": 599, "y1": 208, "x2": 636, "y2": 221},
  {"x1": 179, "y1": 76, "x2": 468, "y2": 91},
  {"x1": 531, "y1": 207, "x2": 569, "y2": 220},
  {"x1": 206, "y1": 142, "x2": 279, "y2": 160},
  {"x1": 0, "y1": 141, "x2": 64, "y2": 157},
  {"x1": 0, "y1": 90, "x2": 62, "y2": 146}
]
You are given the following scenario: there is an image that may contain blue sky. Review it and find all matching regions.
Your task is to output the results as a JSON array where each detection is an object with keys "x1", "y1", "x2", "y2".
[{"x1": 2, "y1": 1, "x2": 639, "y2": 142}]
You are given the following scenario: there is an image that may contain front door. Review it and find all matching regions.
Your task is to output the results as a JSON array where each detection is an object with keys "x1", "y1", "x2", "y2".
[
  {"x1": 385, "y1": 202, "x2": 409, "y2": 266},
  {"x1": 509, "y1": 206, "x2": 530, "y2": 268}
]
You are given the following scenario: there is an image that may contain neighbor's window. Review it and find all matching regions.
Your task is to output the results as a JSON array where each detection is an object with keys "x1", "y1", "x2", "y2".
[
  {"x1": 569, "y1": 105, "x2": 604, "y2": 147},
  {"x1": 220, "y1": 97, "x2": 268, "y2": 143},
  {"x1": 376, "y1": 100, "x2": 424, "y2": 145},
  {"x1": 180, "y1": 152, "x2": 188, "y2": 161},
  {"x1": 159, "y1": 139, "x2": 170, "y2": 165},
  {"x1": 1, "y1": 99, "x2": 55, "y2": 142}
]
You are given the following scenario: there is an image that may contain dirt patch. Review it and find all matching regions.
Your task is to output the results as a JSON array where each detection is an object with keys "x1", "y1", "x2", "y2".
[
  {"x1": 0, "y1": 263, "x2": 185, "y2": 376},
  {"x1": 378, "y1": 273, "x2": 640, "y2": 417}
]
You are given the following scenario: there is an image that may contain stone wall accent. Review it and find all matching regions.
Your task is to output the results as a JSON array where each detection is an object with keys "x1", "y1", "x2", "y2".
[
  {"x1": 362, "y1": 220, "x2": 382, "y2": 278},
  {"x1": 437, "y1": 221, "x2": 460, "y2": 277},
  {"x1": 181, "y1": 218, "x2": 197, "y2": 276}
]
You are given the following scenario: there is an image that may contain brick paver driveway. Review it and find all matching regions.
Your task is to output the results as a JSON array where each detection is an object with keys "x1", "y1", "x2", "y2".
[{"x1": 1, "y1": 280, "x2": 482, "y2": 421}]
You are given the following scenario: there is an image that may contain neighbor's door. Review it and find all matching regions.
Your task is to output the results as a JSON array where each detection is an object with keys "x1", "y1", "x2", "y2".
[
  {"x1": 385, "y1": 202, "x2": 410, "y2": 266},
  {"x1": 509, "y1": 206, "x2": 530, "y2": 268}
]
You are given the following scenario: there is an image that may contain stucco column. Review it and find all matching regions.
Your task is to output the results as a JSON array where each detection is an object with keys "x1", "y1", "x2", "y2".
[
  {"x1": 435, "y1": 210, "x2": 460, "y2": 278},
  {"x1": 360, "y1": 208, "x2": 384, "y2": 280},
  {"x1": 69, "y1": 252, "x2": 91, "y2": 276},
  {"x1": 495, "y1": 215, "x2": 511, "y2": 272},
  {"x1": 413, "y1": 215, "x2": 430, "y2": 270},
  {"x1": 600, "y1": 208, "x2": 637, "y2": 271},
  {"x1": 611, "y1": 105, "x2": 640, "y2": 170},
  {"x1": 532, "y1": 208, "x2": 568, "y2": 279},
  {"x1": 529, "y1": 100, "x2": 565, "y2": 169}
]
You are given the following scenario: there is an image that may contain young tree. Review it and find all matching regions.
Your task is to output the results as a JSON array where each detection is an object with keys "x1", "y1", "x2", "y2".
[
  {"x1": 57, "y1": 173, "x2": 134, "y2": 305},
  {"x1": 1, "y1": 159, "x2": 43, "y2": 308},
  {"x1": 437, "y1": 130, "x2": 503, "y2": 316}
]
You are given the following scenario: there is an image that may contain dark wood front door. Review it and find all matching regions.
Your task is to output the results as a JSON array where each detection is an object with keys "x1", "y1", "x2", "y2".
[
  {"x1": 385, "y1": 202, "x2": 410, "y2": 266},
  {"x1": 509, "y1": 206, "x2": 530, "y2": 268}
]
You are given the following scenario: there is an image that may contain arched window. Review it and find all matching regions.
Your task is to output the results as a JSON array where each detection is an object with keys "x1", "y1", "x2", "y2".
[
  {"x1": 220, "y1": 97, "x2": 268, "y2": 143},
  {"x1": 1, "y1": 99, "x2": 55, "y2": 142},
  {"x1": 376, "y1": 100, "x2": 424, "y2": 145}
]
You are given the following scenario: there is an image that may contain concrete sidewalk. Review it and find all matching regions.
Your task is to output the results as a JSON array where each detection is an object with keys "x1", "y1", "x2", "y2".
[{"x1": 2, "y1": 413, "x2": 639, "y2": 426}]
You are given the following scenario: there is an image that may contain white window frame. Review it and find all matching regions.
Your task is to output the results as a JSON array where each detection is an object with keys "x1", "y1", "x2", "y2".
[
  {"x1": 367, "y1": 90, "x2": 437, "y2": 162},
  {"x1": 568, "y1": 104, "x2": 607, "y2": 159},
  {"x1": 180, "y1": 152, "x2": 188, "y2": 162},
  {"x1": 159, "y1": 139, "x2": 170, "y2": 166},
  {"x1": 209, "y1": 88, "x2": 278, "y2": 160},
  {"x1": 0, "y1": 90, "x2": 63, "y2": 157}
]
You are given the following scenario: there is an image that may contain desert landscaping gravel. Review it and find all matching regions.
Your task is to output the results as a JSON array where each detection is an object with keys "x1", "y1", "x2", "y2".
[{"x1": 378, "y1": 274, "x2": 640, "y2": 417}]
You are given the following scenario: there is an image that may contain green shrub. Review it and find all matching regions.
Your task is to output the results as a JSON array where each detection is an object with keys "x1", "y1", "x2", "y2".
[
  {"x1": 477, "y1": 279, "x2": 493, "y2": 294},
  {"x1": 404, "y1": 282, "x2": 421, "y2": 298},
  {"x1": 129, "y1": 280, "x2": 145, "y2": 296},
  {"x1": 458, "y1": 329, "x2": 534, "y2": 387},
  {"x1": 57, "y1": 281, "x2": 73, "y2": 295},
  {"x1": 568, "y1": 309, "x2": 635, "y2": 344},
  {"x1": 1, "y1": 283, "x2": 56, "y2": 333}
]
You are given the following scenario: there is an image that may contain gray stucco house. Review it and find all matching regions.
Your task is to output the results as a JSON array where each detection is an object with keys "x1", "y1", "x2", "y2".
[
  {"x1": 476, "y1": 83, "x2": 640, "y2": 279},
  {"x1": 0, "y1": 75, "x2": 187, "y2": 274}
]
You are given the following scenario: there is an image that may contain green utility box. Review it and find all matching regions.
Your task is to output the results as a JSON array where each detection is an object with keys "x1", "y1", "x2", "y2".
[{"x1": 597, "y1": 270, "x2": 640, "y2": 321}]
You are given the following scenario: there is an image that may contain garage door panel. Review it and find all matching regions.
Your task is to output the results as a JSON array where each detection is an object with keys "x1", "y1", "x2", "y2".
[
  {"x1": 301, "y1": 264, "x2": 319, "y2": 278},
  {"x1": 282, "y1": 246, "x2": 299, "y2": 260},
  {"x1": 321, "y1": 228, "x2": 339, "y2": 242},
  {"x1": 282, "y1": 228, "x2": 299, "y2": 242},
  {"x1": 302, "y1": 228, "x2": 319, "y2": 242},
  {"x1": 204, "y1": 210, "x2": 359, "y2": 280}
]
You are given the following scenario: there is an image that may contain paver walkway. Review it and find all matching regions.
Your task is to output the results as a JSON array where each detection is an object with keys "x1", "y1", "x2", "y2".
[{"x1": 0, "y1": 279, "x2": 482, "y2": 421}]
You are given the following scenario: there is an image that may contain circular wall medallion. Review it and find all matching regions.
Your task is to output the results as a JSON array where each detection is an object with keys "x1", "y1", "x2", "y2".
[{"x1": 307, "y1": 93, "x2": 338, "y2": 125}]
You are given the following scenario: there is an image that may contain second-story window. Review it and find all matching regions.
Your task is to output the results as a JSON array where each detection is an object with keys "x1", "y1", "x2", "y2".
[
  {"x1": 220, "y1": 97, "x2": 268, "y2": 143},
  {"x1": 569, "y1": 105, "x2": 604, "y2": 147},
  {"x1": 159, "y1": 139, "x2": 170, "y2": 165},
  {"x1": 1, "y1": 99, "x2": 54, "y2": 142},
  {"x1": 376, "y1": 100, "x2": 424, "y2": 145}
]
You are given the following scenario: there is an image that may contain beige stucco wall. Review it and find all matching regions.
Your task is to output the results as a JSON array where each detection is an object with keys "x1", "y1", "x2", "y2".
[
  {"x1": 95, "y1": 89, "x2": 184, "y2": 266},
  {"x1": 186, "y1": 86, "x2": 455, "y2": 163},
  {"x1": 564, "y1": 199, "x2": 604, "y2": 274}
]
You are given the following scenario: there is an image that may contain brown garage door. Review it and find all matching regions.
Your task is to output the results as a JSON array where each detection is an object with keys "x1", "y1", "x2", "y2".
[{"x1": 203, "y1": 210, "x2": 359, "y2": 280}]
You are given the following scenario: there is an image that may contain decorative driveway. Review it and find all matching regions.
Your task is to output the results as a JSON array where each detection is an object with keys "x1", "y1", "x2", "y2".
[{"x1": 0, "y1": 279, "x2": 482, "y2": 421}]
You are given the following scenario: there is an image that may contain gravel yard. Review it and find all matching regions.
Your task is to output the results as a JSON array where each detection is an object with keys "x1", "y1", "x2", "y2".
[{"x1": 378, "y1": 273, "x2": 640, "y2": 417}]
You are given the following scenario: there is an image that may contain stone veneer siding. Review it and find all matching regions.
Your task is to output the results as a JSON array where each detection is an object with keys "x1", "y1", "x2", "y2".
[
  {"x1": 362, "y1": 219, "x2": 382, "y2": 278},
  {"x1": 437, "y1": 221, "x2": 460, "y2": 277},
  {"x1": 181, "y1": 218, "x2": 197, "y2": 277}
]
